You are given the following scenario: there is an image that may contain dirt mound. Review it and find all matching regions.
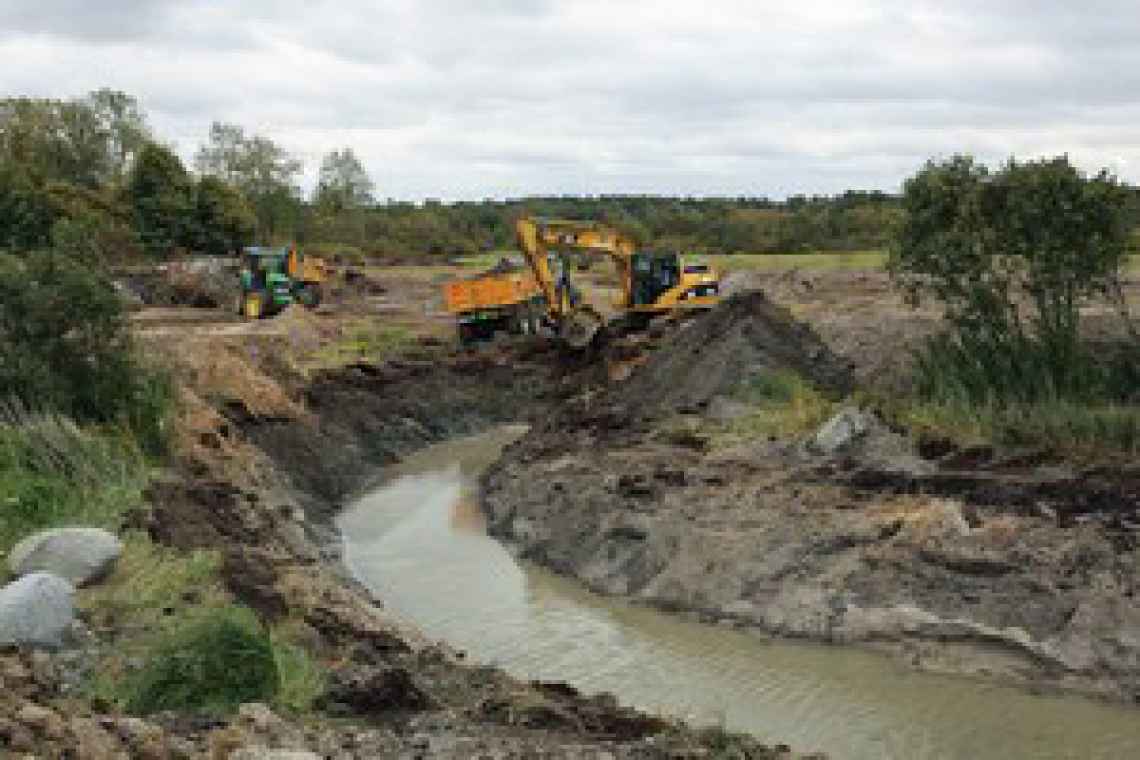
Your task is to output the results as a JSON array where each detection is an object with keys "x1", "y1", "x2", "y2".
[
  {"x1": 608, "y1": 291, "x2": 853, "y2": 419},
  {"x1": 120, "y1": 260, "x2": 236, "y2": 309}
]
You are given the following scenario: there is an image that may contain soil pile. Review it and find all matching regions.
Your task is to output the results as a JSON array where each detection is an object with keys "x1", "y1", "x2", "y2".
[
  {"x1": 120, "y1": 261, "x2": 236, "y2": 309},
  {"x1": 606, "y1": 290, "x2": 853, "y2": 419}
]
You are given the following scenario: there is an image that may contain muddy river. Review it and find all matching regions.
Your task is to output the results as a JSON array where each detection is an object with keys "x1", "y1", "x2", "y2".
[{"x1": 338, "y1": 427, "x2": 1140, "y2": 760}]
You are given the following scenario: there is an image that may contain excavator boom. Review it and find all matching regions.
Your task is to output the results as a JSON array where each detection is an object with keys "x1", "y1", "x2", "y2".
[{"x1": 514, "y1": 216, "x2": 721, "y2": 346}]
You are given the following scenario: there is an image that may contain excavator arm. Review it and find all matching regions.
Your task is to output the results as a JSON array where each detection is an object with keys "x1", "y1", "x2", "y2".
[
  {"x1": 514, "y1": 215, "x2": 721, "y2": 348},
  {"x1": 515, "y1": 217, "x2": 637, "y2": 347}
]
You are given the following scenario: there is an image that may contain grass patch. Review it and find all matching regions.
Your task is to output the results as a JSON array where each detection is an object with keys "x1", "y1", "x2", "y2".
[
  {"x1": 0, "y1": 408, "x2": 149, "y2": 554},
  {"x1": 82, "y1": 534, "x2": 327, "y2": 717},
  {"x1": 78, "y1": 532, "x2": 227, "y2": 631},
  {"x1": 125, "y1": 604, "x2": 278, "y2": 715},
  {"x1": 705, "y1": 370, "x2": 836, "y2": 447},
  {"x1": 306, "y1": 319, "x2": 416, "y2": 368},
  {"x1": 271, "y1": 626, "x2": 327, "y2": 714},
  {"x1": 892, "y1": 399, "x2": 1140, "y2": 459}
]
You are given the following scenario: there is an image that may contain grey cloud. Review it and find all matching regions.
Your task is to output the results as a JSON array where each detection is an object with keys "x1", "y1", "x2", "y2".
[
  {"x1": 0, "y1": 0, "x2": 172, "y2": 41},
  {"x1": 2, "y1": 0, "x2": 1140, "y2": 199}
]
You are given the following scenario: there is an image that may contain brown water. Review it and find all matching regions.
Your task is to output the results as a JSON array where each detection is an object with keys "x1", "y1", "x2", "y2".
[{"x1": 338, "y1": 427, "x2": 1140, "y2": 760}]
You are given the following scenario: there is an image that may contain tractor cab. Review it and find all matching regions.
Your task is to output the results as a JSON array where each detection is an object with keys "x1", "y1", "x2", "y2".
[{"x1": 239, "y1": 246, "x2": 295, "y2": 318}]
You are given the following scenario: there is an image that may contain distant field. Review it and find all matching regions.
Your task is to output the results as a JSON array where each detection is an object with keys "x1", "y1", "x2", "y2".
[
  {"x1": 425, "y1": 250, "x2": 1140, "y2": 274},
  {"x1": 710, "y1": 251, "x2": 886, "y2": 271}
]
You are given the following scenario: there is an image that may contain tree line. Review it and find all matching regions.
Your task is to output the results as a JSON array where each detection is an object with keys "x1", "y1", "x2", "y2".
[{"x1": 5, "y1": 89, "x2": 1140, "y2": 262}]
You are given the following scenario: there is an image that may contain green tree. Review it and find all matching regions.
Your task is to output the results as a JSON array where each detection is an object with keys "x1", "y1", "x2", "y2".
[
  {"x1": 890, "y1": 155, "x2": 1131, "y2": 402},
  {"x1": 194, "y1": 122, "x2": 302, "y2": 242},
  {"x1": 85, "y1": 88, "x2": 151, "y2": 183},
  {"x1": 0, "y1": 253, "x2": 138, "y2": 421},
  {"x1": 193, "y1": 176, "x2": 256, "y2": 255},
  {"x1": 0, "y1": 165, "x2": 55, "y2": 250},
  {"x1": 315, "y1": 147, "x2": 373, "y2": 212},
  {"x1": 0, "y1": 97, "x2": 112, "y2": 188},
  {"x1": 127, "y1": 142, "x2": 193, "y2": 256}
]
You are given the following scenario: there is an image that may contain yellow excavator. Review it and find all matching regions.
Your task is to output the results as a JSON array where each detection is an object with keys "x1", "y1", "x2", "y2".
[{"x1": 514, "y1": 216, "x2": 721, "y2": 347}]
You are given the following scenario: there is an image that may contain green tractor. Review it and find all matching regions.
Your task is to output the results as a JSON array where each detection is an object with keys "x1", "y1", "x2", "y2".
[{"x1": 239, "y1": 246, "x2": 329, "y2": 318}]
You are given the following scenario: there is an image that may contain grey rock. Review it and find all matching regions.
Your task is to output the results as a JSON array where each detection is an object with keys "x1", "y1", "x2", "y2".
[
  {"x1": 0, "y1": 572, "x2": 76, "y2": 648},
  {"x1": 811, "y1": 406, "x2": 874, "y2": 454},
  {"x1": 9, "y1": 527, "x2": 122, "y2": 586}
]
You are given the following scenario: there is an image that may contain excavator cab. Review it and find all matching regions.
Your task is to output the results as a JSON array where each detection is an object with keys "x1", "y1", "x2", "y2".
[{"x1": 630, "y1": 252, "x2": 681, "y2": 306}]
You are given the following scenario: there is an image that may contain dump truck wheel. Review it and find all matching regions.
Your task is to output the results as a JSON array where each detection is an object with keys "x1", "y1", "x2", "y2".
[
  {"x1": 297, "y1": 283, "x2": 323, "y2": 309},
  {"x1": 529, "y1": 305, "x2": 545, "y2": 335},
  {"x1": 514, "y1": 306, "x2": 532, "y2": 335}
]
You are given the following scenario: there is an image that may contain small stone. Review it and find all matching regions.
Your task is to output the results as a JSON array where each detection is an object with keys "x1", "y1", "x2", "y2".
[
  {"x1": 811, "y1": 407, "x2": 874, "y2": 455},
  {"x1": 17, "y1": 702, "x2": 64, "y2": 739},
  {"x1": 229, "y1": 748, "x2": 321, "y2": 760}
]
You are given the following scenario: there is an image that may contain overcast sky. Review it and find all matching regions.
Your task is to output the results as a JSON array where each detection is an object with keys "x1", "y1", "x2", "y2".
[{"x1": 2, "y1": 0, "x2": 1139, "y2": 200}]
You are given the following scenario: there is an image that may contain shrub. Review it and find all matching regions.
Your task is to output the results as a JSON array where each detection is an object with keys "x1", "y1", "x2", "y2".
[
  {"x1": 891, "y1": 155, "x2": 1134, "y2": 404},
  {"x1": 126, "y1": 605, "x2": 279, "y2": 715},
  {"x1": 0, "y1": 252, "x2": 172, "y2": 453}
]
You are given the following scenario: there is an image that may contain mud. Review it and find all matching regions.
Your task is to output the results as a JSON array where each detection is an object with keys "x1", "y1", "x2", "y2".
[{"x1": 482, "y1": 290, "x2": 1140, "y2": 703}]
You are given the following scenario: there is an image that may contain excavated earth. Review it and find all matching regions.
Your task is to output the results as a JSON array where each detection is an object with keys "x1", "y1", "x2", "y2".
[
  {"x1": 482, "y1": 291, "x2": 1140, "y2": 704},
  {"x1": 122, "y1": 338, "x2": 801, "y2": 758}
]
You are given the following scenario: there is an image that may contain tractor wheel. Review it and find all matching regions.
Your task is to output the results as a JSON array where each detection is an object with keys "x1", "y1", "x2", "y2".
[{"x1": 242, "y1": 292, "x2": 264, "y2": 319}]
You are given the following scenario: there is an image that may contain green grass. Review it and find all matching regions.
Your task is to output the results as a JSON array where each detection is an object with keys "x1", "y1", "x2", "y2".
[
  {"x1": 79, "y1": 533, "x2": 226, "y2": 628},
  {"x1": 686, "y1": 370, "x2": 837, "y2": 448},
  {"x1": 704, "y1": 251, "x2": 1140, "y2": 274},
  {"x1": 271, "y1": 627, "x2": 328, "y2": 714},
  {"x1": 893, "y1": 399, "x2": 1140, "y2": 459},
  {"x1": 708, "y1": 250, "x2": 886, "y2": 271},
  {"x1": 306, "y1": 320, "x2": 416, "y2": 368},
  {"x1": 0, "y1": 409, "x2": 150, "y2": 554},
  {"x1": 124, "y1": 604, "x2": 279, "y2": 715},
  {"x1": 82, "y1": 534, "x2": 328, "y2": 717}
]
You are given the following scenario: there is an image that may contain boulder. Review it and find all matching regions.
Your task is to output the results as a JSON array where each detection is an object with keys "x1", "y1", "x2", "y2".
[
  {"x1": 9, "y1": 527, "x2": 122, "y2": 586},
  {"x1": 0, "y1": 573, "x2": 75, "y2": 649}
]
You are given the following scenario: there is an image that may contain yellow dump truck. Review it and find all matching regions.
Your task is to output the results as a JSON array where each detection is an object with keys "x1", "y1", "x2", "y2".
[{"x1": 442, "y1": 259, "x2": 547, "y2": 344}]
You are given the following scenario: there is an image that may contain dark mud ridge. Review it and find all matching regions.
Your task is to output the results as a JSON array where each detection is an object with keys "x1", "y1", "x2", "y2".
[
  {"x1": 139, "y1": 340, "x2": 804, "y2": 758},
  {"x1": 482, "y1": 292, "x2": 1140, "y2": 704}
]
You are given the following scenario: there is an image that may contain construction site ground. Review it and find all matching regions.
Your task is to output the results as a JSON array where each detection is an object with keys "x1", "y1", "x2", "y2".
[{"x1": 11, "y1": 256, "x2": 1137, "y2": 757}]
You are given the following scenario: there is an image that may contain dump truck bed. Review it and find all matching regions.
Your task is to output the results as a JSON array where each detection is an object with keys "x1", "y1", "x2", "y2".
[{"x1": 443, "y1": 270, "x2": 541, "y2": 314}]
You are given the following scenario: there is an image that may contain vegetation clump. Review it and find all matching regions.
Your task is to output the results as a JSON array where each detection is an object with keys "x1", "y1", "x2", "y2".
[
  {"x1": 889, "y1": 155, "x2": 1139, "y2": 454},
  {"x1": 125, "y1": 604, "x2": 279, "y2": 715}
]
